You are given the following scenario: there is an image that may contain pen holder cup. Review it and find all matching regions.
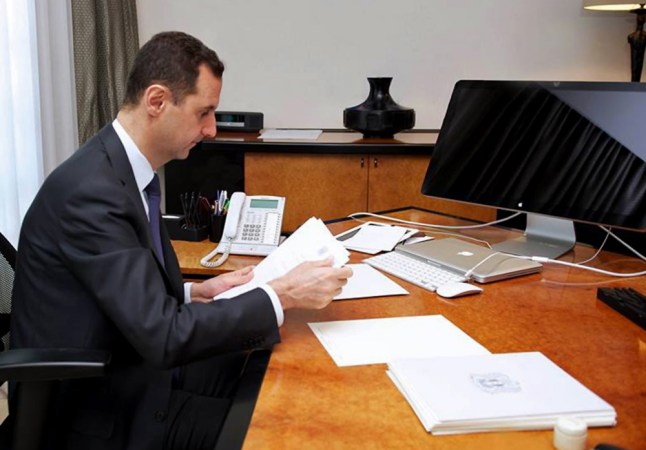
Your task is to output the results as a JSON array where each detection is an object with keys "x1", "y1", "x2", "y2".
[{"x1": 209, "y1": 215, "x2": 227, "y2": 243}]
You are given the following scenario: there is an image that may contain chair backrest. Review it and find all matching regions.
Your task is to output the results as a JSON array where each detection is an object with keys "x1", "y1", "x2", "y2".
[
  {"x1": 0, "y1": 233, "x2": 15, "y2": 352},
  {"x1": 0, "y1": 232, "x2": 110, "y2": 450}
]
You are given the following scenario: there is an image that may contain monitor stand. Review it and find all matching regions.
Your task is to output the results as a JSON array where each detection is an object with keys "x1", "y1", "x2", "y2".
[{"x1": 492, "y1": 213, "x2": 575, "y2": 259}]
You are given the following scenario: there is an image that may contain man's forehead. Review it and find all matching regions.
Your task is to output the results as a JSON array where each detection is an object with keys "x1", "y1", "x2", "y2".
[{"x1": 189, "y1": 70, "x2": 221, "y2": 104}]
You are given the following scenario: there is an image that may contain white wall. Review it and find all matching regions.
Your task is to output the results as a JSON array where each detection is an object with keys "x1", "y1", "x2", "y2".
[{"x1": 136, "y1": 0, "x2": 635, "y2": 129}]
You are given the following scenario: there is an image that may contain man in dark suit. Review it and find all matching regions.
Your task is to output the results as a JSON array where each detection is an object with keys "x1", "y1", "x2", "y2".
[{"x1": 8, "y1": 31, "x2": 352, "y2": 450}]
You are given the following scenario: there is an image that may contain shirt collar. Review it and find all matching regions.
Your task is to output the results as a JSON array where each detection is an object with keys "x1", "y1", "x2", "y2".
[{"x1": 112, "y1": 118, "x2": 155, "y2": 193}]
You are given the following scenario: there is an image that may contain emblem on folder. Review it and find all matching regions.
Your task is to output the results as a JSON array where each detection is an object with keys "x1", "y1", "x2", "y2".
[{"x1": 471, "y1": 373, "x2": 521, "y2": 394}]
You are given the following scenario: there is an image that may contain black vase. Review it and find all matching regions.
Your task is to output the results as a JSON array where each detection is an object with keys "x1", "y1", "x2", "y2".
[{"x1": 343, "y1": 77, "x2": 415, "y2": 138}]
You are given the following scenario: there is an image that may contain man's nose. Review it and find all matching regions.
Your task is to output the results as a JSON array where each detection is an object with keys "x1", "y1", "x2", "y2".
[{"x1": 203, "y1": 114, "x2": 217, "y2": 138}]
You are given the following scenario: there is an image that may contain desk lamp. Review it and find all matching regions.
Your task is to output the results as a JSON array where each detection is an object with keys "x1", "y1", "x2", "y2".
[{"x1": 584, "y1": 1, "x2": 646, "y2": 81}]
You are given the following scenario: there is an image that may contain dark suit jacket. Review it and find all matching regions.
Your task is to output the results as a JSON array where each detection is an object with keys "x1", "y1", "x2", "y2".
[{"x1": 10, "y1": 125, "x2": 281, "y2": 449}]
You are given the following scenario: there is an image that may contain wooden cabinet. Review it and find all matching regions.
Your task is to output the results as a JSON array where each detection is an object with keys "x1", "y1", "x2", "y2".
[
  {"x1": 245, "y1": 153, "x2": 368, "y2": 232},
  {"x1": 245, "y1": 152, "x2": 496, "y2": 232}
]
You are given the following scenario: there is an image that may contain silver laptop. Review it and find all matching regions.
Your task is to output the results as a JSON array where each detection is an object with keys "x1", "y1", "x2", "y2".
[{"x1": 395, "y1": 237, "x2": 542, "y2": 283}]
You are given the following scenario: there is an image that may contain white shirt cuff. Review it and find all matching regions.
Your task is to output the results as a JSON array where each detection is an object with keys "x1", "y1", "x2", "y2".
[
  {"x1": 259, "y1": 284, "x2": 284, "y2": 327},
  {"x1": 185, "y1": 282, "x2": 283, "y2": 327}
]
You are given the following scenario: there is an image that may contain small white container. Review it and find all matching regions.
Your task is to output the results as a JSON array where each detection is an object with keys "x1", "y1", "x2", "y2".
[{"x1": 553, "y1": 417, "x2": 588, "y2": 450}]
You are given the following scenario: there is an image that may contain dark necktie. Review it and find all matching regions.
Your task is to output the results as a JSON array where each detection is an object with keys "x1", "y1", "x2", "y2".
[
  {"x1": 145, "y1": 174, "x2": 164, "y2": 265},
  {"x1": 146, "y1": 175, "x2": 179, "y2": 385}
]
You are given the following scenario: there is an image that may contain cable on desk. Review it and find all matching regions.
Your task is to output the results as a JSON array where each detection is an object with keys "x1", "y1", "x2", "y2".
[
  {"x1": 346, "y1": 211, "x2": 523, "y2": 248},
  {"x1": 599, "y1": 226, "x2": 646, "y2": 261},
  {"x1": 530, "y1": 257, "x2": 646, "y2": 278},
  {"x1": 347, "y1": 211, "x2": 523, "y2": 230},
  {"x1": 349, "y1": 212, "x2": 646, "y2": 278},
  {"x1": 530, "y1": 225, "x2": 646, "y2": 278}
]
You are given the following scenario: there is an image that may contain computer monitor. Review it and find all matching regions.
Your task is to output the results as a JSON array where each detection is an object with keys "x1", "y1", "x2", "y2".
[{"x1": 421, "y1": 80, "x2": 646, "y2": 258}]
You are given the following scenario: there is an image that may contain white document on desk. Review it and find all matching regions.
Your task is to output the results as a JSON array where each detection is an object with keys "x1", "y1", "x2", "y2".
[
  {"x1": 387, "y1": 352, "x2": 616, "y2": 434},
  {"x1": 259, "y1": 129, "x2": 323, "y2": 140},
  {"x1": 308, "y1": 315, "x2": 490, "y2": 367},
  {"x1": 335, "y1": 222, "x2": 415, "y2": 254},
  {"x1": 333, "y1": 263, "x2": 408, "y2": 300},
  {"x1": 214, "y1": 217, "x2": 349, "y2": 300},
  {"x1": 343, "y1": 224, "x2": 408, "y2": 252}
]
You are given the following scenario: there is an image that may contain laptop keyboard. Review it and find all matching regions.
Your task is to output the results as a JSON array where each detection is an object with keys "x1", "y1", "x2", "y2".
[{"x1": 365, "y1": 251, "x2": 466, "y2": 292}]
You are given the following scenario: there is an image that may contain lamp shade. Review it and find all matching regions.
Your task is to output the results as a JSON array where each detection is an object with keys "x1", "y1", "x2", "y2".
[{"x1": 583, "y1": 1, "x2": 644, "y2": 11}]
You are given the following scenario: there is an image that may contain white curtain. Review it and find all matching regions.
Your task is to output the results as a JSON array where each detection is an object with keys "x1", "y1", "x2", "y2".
[{"x1": 0, "y1": 0, "x2": 78, "y2": 248}]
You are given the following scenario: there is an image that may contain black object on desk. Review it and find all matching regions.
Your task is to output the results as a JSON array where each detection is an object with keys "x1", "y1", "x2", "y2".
[
  {"x1": 597, "y1": 287, "x2": 646, "y2": 330},
  {"x1": 164, "y1": 192, "x2": 211, "y2": 241},
  {"x1": 593, "y1": 444, "x2": 627, "y2": 450},
  {"x1": 344, "y1": 77, "x2": 415, "y2": 138},
  {"x1": 215, "y1": 111, "x2": 263, "y2": 132},
  {"x1": 209, "y1": 214, "x2": 226, "y2": 243},
  {"x1": 163, "y1": 215, "x2": 209, "y2": 241}
]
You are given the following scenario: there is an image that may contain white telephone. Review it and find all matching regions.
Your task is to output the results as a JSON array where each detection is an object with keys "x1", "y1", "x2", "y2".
[{"x1": 200, "y1": 192, "x2": 285, "y2": 267}]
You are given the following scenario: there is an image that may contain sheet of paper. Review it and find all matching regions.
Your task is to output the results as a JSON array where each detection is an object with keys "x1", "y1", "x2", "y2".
[
  {"x1": 335, "y1": 222, "x2": 412, "y2": 253},
  {"x1": 333, "y1": 263, "x2": 408, "y2": 300},
  {"x1": 214, "y1": 217, "x2": 349, "y2": 300},
  {"x1": 342, "y1": 245, "x2": 381, "y2": 255},
  {"x1": 387, "y1": 352, "x2": 616, "y2": 434},
  {"x1": 308, "y1": 315, "x2": 490, "y2": 367},
  {"x1": 259, "y1": 129, "x2": 323, "y2": 140},
  {"x1": 347, "y1": 225, "x2": 407, "y2": 251}
]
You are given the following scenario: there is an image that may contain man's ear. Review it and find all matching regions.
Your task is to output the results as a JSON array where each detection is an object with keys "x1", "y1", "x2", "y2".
[{"x1": 144, "y1": 84, "x2": 170, "y2": 117}]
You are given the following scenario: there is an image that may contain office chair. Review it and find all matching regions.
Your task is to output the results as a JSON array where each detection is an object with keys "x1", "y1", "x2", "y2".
[{"x1": 0, "y1": 231, "x2": 110, "y2": 450}]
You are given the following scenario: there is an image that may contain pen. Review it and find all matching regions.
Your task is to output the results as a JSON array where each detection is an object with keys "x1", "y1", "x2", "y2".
[{"x1": 215, "y1": 190, "x2": 227, "y2": 216}]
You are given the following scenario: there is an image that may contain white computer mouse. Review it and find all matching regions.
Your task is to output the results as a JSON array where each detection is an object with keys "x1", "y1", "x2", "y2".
[{"x1": 436, "y1": 282, "x2": 483, "y2": 299}]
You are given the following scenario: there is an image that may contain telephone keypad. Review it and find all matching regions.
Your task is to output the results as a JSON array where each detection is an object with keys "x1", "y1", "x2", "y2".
[
  {"x1": 237, "y1": 208, "x2": 281, "y2": 245},
  {"x1": 241, "y1": 223, "x2": 263, "y2": 242}
]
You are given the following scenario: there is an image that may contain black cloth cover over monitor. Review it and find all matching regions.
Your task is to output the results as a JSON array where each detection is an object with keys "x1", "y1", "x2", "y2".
[{"x1": 422, "y1": 80, "x2": 646, "y2": 231}]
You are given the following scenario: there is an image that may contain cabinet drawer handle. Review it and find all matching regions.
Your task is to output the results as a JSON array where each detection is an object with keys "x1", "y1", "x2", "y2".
[
  {"x1": 360, "y1": 157, "x2": 365, "y2": 168},
  {"x1": 373, "y1": 158, "x2": 378, "y2": 168}
]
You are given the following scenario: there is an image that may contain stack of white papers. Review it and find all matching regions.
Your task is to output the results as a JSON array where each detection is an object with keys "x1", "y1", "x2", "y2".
[
  {"x1": 308, "y1": 315, "x2": 490, "y2": 367},
  {"x1": 215, "y1": 217, "x2": 349, "y2": 299},
  {"x1": 259, "y1": 129, "x2": 323, "y2": 140},
  {"x1": 335, "y1": 222, "x2": 425, "y2": 254},
  {"x1": 387, "y1": 352, "x2": 616, "y2": 435}
]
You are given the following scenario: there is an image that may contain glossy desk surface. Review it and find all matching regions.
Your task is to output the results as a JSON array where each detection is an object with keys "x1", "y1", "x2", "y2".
[
  {"x1": 172, "y1": 239, "x2": 260, "y2": 277},
  {"x1": 173, "y1": 209, "x2": 646, "y2": 450}
]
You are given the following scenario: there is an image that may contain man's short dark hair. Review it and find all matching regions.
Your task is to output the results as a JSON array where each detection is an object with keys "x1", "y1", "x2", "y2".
[{"x1": 122, "y1": 31, "x2": 224, "y2": 107}]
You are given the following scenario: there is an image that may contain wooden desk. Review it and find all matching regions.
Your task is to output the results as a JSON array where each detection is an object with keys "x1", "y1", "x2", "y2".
[
  {"x1": 173, "y1": 209, "x2": 646, "y2": 450},
  {"x1": 171, "y1": 239, "x2": 261, "y2": 278}
]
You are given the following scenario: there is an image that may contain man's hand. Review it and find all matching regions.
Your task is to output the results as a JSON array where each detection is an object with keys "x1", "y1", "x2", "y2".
[
  {"x1": 268, "y1": 257, "x2": 353, "y2": 310},
  {"x1": 190, "y1": 265, "x2": 255, "y2": 303}
]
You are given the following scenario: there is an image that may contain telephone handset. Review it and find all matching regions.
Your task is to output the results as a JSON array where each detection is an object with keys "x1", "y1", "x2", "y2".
[{"x1": 200, "y1": 193, "x2": 285, "y2": 267}]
